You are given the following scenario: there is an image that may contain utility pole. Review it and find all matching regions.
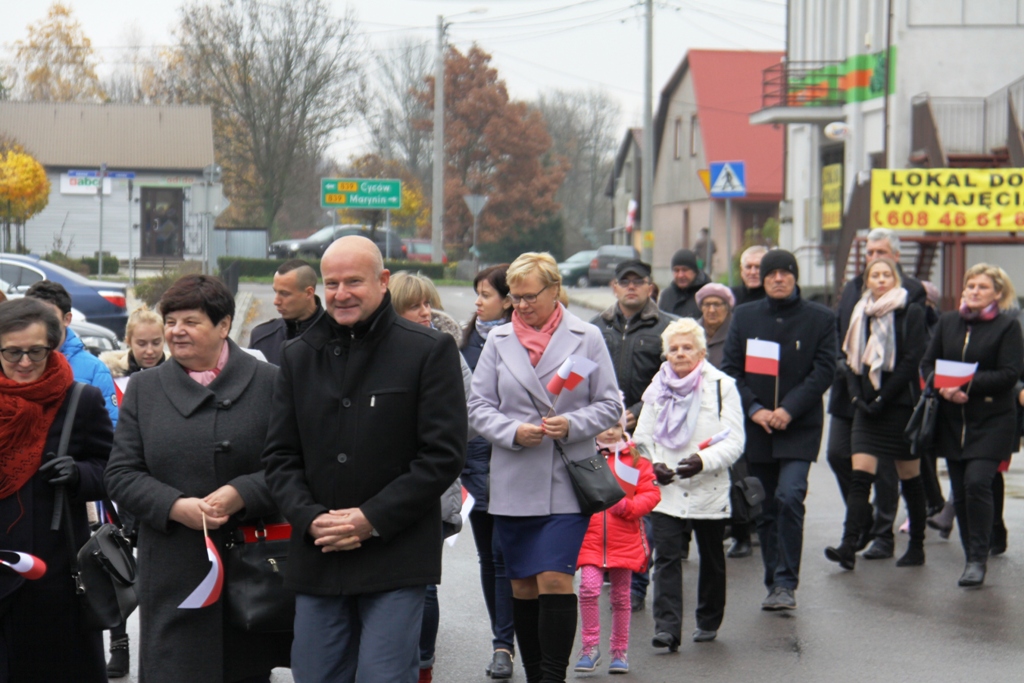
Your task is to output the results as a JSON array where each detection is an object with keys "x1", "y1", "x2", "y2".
[
  {"x1": 641, "y1": 0, "x2": 654, "y2": 265},
  {"x1": 98, "y1": 163, "x2": 107, "y2": 276},
  {"x1": 431, "y1": 15, "x2": 445, "y2": 264}
]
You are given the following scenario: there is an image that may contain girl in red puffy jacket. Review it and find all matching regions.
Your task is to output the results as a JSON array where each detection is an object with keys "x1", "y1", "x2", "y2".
[{"x1": 574, "y1": 424, "x2": 661, "y2": 674}]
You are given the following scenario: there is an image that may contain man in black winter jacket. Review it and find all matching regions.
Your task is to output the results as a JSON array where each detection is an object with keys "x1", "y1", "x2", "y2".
[
  {"x1": 721, "y1": 250, "x2": 836, "y2": 612},
  {"x1": 826, "y1": 229, "x2": 928, "y2": 560},
  {"x1": 249, "y1": 259, "x2": 325, "y2": 365},
  {"x1": 658, "y1": 249, "x2": 711, "y2": 319}
]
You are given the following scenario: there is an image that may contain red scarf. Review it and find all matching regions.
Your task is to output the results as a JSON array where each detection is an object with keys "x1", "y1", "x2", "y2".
[
  {"x1": 0, "y1": 352, "x2": 75, "y2": 499},
  {"x1": 512, "y1": 304, "x2": 564, "y2": 367}
]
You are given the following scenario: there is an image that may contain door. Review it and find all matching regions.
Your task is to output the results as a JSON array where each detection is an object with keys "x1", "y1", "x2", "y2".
[{"x1": 141, "y1": 188, "x2": 185, "y2": 258}]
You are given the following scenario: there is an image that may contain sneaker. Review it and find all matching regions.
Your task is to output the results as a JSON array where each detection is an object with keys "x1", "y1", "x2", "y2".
[
  {"x1": 762, "y1": 586, "x2": 797, "y2": 611},
  {"x1": 761, "y1": 587, "x2": 781, "y2": 610},
  {"x1": 608, "y1": 653, "x2": 629, "y2": 674},
  {"x1": 574, "y1": 648, "x2": 601, "y2": 672}
]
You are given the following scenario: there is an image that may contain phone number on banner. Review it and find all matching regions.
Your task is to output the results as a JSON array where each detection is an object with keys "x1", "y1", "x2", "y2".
[{"x1": 870, "y1": 168, "x2": 1024, "y2": 231}]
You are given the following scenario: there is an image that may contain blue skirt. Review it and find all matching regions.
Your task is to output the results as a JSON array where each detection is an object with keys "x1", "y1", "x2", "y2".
[{"x1": 493, "y1": 513, "x2": 590, "y2": 579}]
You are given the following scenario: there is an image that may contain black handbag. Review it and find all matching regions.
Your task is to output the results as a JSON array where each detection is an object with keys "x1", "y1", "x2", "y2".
[
  {"x1": 556, "y1": 441, "x2": 625, "y2": 515},
  {"x1": 905, "y1": 373, "x2": 938, "y2": 456},
  {"x1": 54, "y1": 383, "x2": 138, "y2": 631},
  {"x1": 223, "y1": 521, "x2": 295, "y2": 633},
  {"x1": 729, "y1": 458, "x2": 766, "y2": 525}
]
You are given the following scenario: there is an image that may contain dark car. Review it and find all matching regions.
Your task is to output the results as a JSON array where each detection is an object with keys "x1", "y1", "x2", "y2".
[
  {"x1": 402, "y1": 238, "x2": 448, "y2": 264},
  {"x1": 588, "y1": 245, "x2": 641, "y2": 286},
  {"x1": 0, "y1": 255, "x2": 128, "y2": 338},
  {"x1": 558, "y1": 249, "x2": 599, "y2": 288},
  {"x1": 269, "y1": 224, "x2": 404, "y2": 260}
]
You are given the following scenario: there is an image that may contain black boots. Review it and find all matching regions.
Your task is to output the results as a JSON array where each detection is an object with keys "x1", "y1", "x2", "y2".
[
  {"x1": 896, "y1": 476, "x2": 926, "y2": 567},
  {"x1": 537, "y1": 594, "x2": 578, "y2": 683},
  {"x1": 958, "y1": 561, "x2": 986, "y2": 587},
  {"x1": 512, "y1": 598, "x2": 542, "y2": 683},
  {"x1": 107, "y1": 634, "x2": 130, "y2": 679},
  {"x1": 826, "y1": 470, "x2": 875, "y2": 570}
]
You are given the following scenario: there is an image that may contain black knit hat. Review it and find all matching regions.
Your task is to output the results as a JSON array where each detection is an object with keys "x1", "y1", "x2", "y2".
[
  {"x1": 759, "y1": 249, "x2": 799, "y2": 283},
  {"x1": 670, "y1": 249, "x2": 699, "y2": 271}
]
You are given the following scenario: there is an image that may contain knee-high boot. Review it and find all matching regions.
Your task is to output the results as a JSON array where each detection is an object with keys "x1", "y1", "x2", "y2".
[
  {"x1": 897, "y1": 475, "x2": 927, "y2": 566},
  {"x1": 537, "y1": 593, "x2": 578, "y2": 683},
  {"x1": 512, "y1": 598, "x2": 542, "y2": 683},
  {"x1": 825, "y1": 470, "x2": 875, "y2": 570}
]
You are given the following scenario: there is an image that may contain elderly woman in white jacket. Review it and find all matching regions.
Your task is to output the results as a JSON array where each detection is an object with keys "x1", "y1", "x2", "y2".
[{"x1": 634, "y1": 318, "x2": 745, "y2": 651}]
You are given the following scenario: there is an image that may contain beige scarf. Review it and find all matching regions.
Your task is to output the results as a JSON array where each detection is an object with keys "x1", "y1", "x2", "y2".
[{"x1": 843, "y1": 287, "x2": 907, "y2": 390}]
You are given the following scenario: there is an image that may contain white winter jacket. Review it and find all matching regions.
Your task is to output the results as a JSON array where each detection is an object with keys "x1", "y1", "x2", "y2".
[{"x1": 634, "y1": 362, "x2": 745, "y2": 520}]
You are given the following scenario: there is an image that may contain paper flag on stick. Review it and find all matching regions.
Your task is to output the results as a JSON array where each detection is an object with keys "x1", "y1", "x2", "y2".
[
  {"x1": 178, "y1": 537, "x2": 224, "y2": 609},
  {"x1": 745, "y1": 339, "x2": 780, "y2": 376},
  {"x1": 697, "y1": 428, "x2": 731, "y2": 451},
  {"x1": 934, "y1": 360, "x2": 978, "y2": 389},
  {"x1": 612, "y1": 452, "x2": 640, "y2": 498},
  {"x1": 0, "y1": 550, "x2": 47, "y2": 580},
  {"x1": 113, "y1": 376, "x2": 131, "y2": 406},
  {"x1": 547, "y1": 355, "x2": 599, "y2": 395}
]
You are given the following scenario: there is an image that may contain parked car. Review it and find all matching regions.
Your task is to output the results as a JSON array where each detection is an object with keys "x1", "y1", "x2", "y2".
[
  {"x1": 558, "y1": 250, "x2": 599, "y2": 288},
  {"x1": 0, "y1": 254, "x2": 128, "y2": 338},
  {"x1": 268, "y1": 224, "x2": 404, "y2": 260},
  {"x1": 587, "y1": 245, "x2": 641, "y2": 286},
  {"x1": 70, "y1": 319, "x2": 122, "y2": 356},
  {"x1": 402, "y1": 238, "x2": 448, "y2": 264}
]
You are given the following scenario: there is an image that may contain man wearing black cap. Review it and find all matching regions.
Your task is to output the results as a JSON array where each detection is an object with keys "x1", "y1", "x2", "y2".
[
  {"x1": 658, "y1": 249, "x2": 711, "y2": 319},
  {"x1": 720, "y1": 250, "x2": 836, "y2": 611},
  {"x1": 592, "y1": 259, "x2": 677, "y2": 611}
]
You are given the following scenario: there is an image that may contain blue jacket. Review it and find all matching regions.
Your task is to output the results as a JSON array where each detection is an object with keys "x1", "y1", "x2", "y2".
[{"x1": 61, "y1": 327, "x2": 119, "y2": 428}]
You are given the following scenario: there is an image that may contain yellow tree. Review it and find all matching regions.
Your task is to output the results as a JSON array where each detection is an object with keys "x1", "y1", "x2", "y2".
[
  {"x1": 0, "y1": 148, "x2": 51, "y2": 251},
  {"x1": 13, "y1": 2, "x2": 105, "y2": 102},
  {"x1": 337, "y1": 154, "x2": 429, "y2": 235}
]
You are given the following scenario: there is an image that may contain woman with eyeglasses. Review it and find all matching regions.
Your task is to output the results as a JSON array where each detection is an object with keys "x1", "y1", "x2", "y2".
[
  {"x1": 696, "y1": 283, "x2": 735, "y2": 369},
  {"x1": 468, "y1": 252, "x2": 621, "y2": 683},
  {"x1": 0, "y1": 297, "x2": 113, "y2": 681}
]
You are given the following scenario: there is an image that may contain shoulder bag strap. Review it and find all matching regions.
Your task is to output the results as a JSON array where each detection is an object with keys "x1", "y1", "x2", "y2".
[
  {"x1": 50, "y1": 382, "x2": 86, "y2": 531},
  {"x1": 716, "y1": 379, "x2": 722, "y2": 419}
]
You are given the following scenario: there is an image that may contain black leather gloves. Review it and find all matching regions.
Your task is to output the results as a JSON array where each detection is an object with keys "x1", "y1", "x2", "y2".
[{"x1": 39, "y1": 455, "x2": 80, "y2": 490}]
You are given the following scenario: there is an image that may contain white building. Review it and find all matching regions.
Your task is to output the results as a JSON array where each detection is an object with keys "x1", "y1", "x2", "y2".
[{"x1": 752, "y1": 0, "x2": 1024, "y2": 300}]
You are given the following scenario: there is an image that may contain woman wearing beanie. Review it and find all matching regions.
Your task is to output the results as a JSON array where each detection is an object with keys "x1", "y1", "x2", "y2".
[
  {"x1": 824, "y1": 257, "x2": 928, "y2": 570},
  {"x1": 695, "y1": 283, "x2": 735, "y2": 368}
]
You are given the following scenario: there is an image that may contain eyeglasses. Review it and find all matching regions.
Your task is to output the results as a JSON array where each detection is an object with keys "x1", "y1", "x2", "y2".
[
  {"x1": 616, "y1": 277, "x2": 649, "y2": 288},
  {"x1": 509, "y1": 284, "x2": 552, "y2": 305},
  {"x1": 0, "y1": 346, "x2": 53, "y2": 363},
  {"x1": 700, "y1": 301, "x2": 727, "y2": 310}
]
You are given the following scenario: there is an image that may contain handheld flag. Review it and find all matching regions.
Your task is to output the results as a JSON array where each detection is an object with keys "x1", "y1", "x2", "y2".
[
  {"x1": 697, "y1": 428, "x2": 731, "y2": 451},
  {"x1": 934, "y1": 360, "x2": 978, "y2": 389},
  {"x1": 745, "y1": 339, "x2": 780, "y2": 376},
  {"x1": 446, "y1": 488, "x2": 476, "y2": 548},
  {"x1": 179, "y1": 531, "x2": 224, "y2": 609},
  {"x1": 113, "y1": 376, "x2": 131, "y2": 406},
  {"x1": 611, "y1": 448, "x2": 640, "y2": 498},
  {"x1": 547, "y1": 355, "x2": 599, "y2": 395},
  {"x1": 0, "y1": 551, "x2": 47, "y2": 580}
]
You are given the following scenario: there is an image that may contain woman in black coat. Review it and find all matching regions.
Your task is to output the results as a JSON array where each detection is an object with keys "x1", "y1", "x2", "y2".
[
  {"x1": 921, "y1": 264, "x2": 1024, "y2": 588},
  {"x1": 825, "y1": 258, "x2": 928, "y2": 570},
  {"x1": 460, "y1": 264, "x2": 517, "y2": 679},
  {"x1": 0, "y1": 298, "x2": 112, "y2": 682}
]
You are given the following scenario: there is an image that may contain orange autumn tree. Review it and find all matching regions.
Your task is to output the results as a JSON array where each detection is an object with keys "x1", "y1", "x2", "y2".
[
  {"x1": 418, "y1": 46, "x2": 566, "y2": 260},
  {"x1": 12, "y1": 2, "x2": 105, "y2": 102}
]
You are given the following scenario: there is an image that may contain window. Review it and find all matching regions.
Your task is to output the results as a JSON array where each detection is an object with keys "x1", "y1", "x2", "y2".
[
  {"x1": 674, "y1": 118, "x2": 682, "y2": 159},
  {"x1": 0, "y1": 262, "x2": 44, "y2": 293},
  {"x1": 690, "y1": 115, "x2": 701, "y2": 157}
]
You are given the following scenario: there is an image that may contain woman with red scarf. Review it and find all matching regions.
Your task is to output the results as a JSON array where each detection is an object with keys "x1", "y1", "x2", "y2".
[
  {"x1": 921, "y1": 264, "x2": 1024, "y2": 587},
  {"x1": 0, "y1": 298, "x2": 113, "y2": 681}
]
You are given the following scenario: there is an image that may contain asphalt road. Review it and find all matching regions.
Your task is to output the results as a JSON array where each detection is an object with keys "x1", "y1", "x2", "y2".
[{"x1": 112, "y1": 284, "x2": 1024, "y2": 682}]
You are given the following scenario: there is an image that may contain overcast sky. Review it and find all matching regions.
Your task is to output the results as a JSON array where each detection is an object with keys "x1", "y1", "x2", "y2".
[{"x1": 1, "y1": 0, "x2": 786, "y2": 158}]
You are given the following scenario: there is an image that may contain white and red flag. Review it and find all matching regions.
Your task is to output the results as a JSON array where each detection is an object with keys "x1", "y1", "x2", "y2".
[
  {"x1": 611, "y1": 448, "x2": 640, "y2": 498},
  {"x1": 697, "y1": 428, "x2": 731, "y2": 451},
  {"x1": 178, "y1": 537, "x2": 224, "y2": 609},
  {"x1": 113, "y1": 376, "x2": 131, "y2": 405},
  {"x1": 446, "y1": 488, "x2": 477, "y2": 548},
  {"x1": 547, "y1": 356, "x2": 599, "y2": 395},
  {"x1": 0, "y1": 551, "x2": 47, "y2": 580},
  {"x1": 934, "y1": 360, "x2": 978, "y2": 389},
  {"x1": 745, "y1": 339, "x2": 780, "y2": 376}
]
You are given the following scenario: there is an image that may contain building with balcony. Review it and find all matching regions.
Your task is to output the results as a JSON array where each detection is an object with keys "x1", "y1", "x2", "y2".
[{"x1": 752, "y1": 0, "x2": 1024, "y2": 299}]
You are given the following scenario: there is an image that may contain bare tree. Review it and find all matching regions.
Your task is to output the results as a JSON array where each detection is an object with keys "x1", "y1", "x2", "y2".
[
  {"x1": 170, "y1": 0, "x2": 363, "y2": 235},
  {"x1": 535, "y1": 89, "x2": 620, "y2": 251}
]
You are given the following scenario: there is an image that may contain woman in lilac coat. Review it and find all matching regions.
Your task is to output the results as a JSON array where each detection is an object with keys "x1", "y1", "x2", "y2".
[{"x1": 468, "y1": 252, "x2": 621, "y2": 683}]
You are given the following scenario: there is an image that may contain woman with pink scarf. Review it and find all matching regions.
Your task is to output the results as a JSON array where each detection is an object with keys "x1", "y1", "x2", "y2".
[{"x1": 825, "y1": 257, "x2": 928, "y2": 571}]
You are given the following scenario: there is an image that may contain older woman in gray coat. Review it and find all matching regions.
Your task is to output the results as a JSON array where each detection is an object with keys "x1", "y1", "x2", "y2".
[
  {"x1": 469, "y1": 252, "x2": 621, "y2": 683},
  {"x1": 105, "y1": 275, "x2": 290, "y2": 683}
]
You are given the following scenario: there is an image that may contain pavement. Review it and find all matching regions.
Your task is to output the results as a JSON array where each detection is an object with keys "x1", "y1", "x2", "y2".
[{"x1": 110, "y1": 284, "x2": 1024, "y2": 682}]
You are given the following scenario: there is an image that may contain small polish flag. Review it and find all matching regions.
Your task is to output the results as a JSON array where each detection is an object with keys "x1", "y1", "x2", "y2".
[
  {"x1": 934, "y1": 360, "x2": 978, "y2": 389},
  {"x1": 697, "y1": 428, "x2": 731, "y2": 451},
  {"x1": 446, "y1": 488, "x2": 477, "y2": 548},
  {"x1": 547, "y1": 356, "x2": 599, "y2": 395},
  {"x1": 612, "y1": 450, "x2": 640, "y2": 498},
  {"x1": 113, "y1": 376, "x2": 131, "y2": 405},
  {"x1": 0, "y1": 550, "x2": 47, "y2": 580},
  {"x1": 178, "y1": 537, "x2": 224, "y2": 609},
  {"x1": 745, "y1": 339, "x2": 780, "y2": 376}
]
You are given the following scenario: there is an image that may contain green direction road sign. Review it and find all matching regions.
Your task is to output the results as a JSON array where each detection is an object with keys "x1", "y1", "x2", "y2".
[{"x1": 321, "y1": 178, "x2": 402, "y2": 209}]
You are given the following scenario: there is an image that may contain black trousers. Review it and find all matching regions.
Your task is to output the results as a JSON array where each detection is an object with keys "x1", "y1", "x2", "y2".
[
  {"x1": 946, "y1": 458, "x2": 1001, "y2": 562},
  {"x1": 651, "y1": 513, "x2": 726, "y2": 640},
  {"x1": 826, "y1": 415, "x2": 899, "y2": 550}
]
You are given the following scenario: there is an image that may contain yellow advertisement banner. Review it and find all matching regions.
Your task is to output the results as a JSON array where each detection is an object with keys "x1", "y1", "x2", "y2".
[
  {"x1": 822, "y1": 164, "x2": 843, "y2": 230},
  {"x1": 871, "y1": 168, "x2": 1024, "y2": 230}
]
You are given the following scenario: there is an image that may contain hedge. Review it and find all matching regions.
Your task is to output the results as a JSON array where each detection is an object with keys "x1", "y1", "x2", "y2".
[
  {"x1": 218, "y1": 257, "x2": 445, "y2": 280},
  {"x1": 81, "y1": 255, "x2": 120, "y2": 276}
]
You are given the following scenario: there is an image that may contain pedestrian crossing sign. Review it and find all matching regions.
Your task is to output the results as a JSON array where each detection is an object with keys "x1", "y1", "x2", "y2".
[{"x1": 709, "y1": 161, "x2": 747, "y2": 198}]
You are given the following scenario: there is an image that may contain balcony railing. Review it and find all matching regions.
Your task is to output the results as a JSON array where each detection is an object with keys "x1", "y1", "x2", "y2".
[{"x1": 761, "y1": 61, "x2": 846, "y2": 110}]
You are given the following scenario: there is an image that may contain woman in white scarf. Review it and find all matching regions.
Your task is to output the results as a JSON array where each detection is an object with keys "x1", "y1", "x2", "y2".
[{"x1": 825, "y1": 257, "x2": 929, "y2": 571}]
